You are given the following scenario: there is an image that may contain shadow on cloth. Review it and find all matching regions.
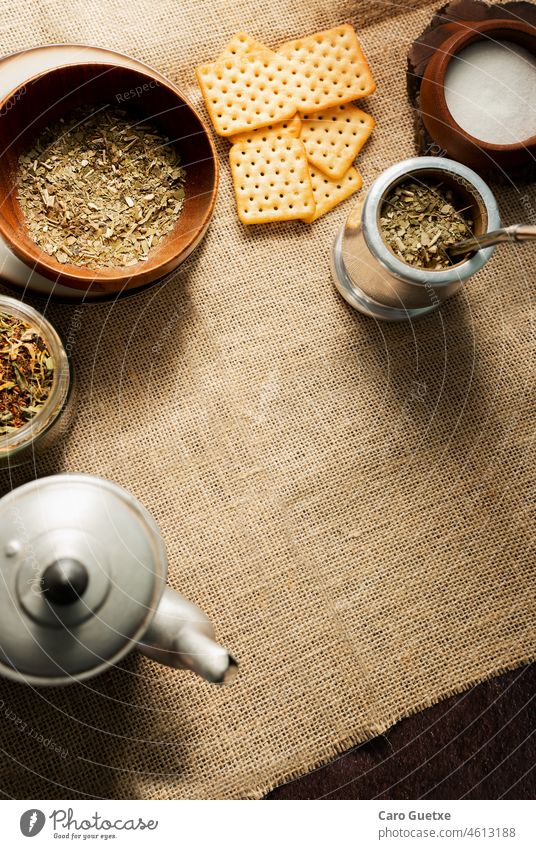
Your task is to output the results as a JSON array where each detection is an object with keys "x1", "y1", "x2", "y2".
[
  {"x1": 0, "y1": 652, "x2": 192, "y2": 799},
  {"x1": 0, "y1": 245, "x2": 200, "y2": 490},
  {"x1": 0, "y1": 258, "x2": 203, "y2": 798},
  {"x1": 339, "y1": 290, "x2": 498, "y2": 457}
]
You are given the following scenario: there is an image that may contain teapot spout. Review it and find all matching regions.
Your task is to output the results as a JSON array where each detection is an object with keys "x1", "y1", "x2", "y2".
[{"x1": 137, "y1": 587, "x2": 238, "y2": 685}]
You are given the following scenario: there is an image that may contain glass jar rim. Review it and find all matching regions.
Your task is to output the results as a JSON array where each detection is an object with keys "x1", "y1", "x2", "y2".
[{"x1": 0, "y1": 295, "x2": 70, "y2": 459}]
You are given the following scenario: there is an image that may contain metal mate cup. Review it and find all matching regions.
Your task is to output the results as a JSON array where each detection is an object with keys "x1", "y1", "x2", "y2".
[{"x1": 331, "y1": 156, "x2": 501, "y2": 321}]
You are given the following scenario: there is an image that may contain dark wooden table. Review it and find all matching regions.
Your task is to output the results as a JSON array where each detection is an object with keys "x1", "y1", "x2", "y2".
[{"x1": 268, "y1": 664, "x2": 535, "y2": 799}]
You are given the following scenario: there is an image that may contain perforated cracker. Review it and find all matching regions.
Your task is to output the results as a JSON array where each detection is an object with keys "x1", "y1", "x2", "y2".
[
  {"x1": 277, "y1": 25, "x2": 376, "y2": 113},
  {"x1": 229, "y1": 114, "x2": 301, "y2": 144},
  {"x1": 229, "y1": 136, "x2": 315, "y2": 224},
  {"x1": 217, "y1": 32, "x2": 270, "y2": 62},
  {"x1": 300, "y1": 103, "x2": 374, "y2": 180},
  {"x1": 196, "y1": 51, "x2": 299, "y2": 137},
  {"x1": 303, "y1": 164, "x2": 362, "y2": 223}
]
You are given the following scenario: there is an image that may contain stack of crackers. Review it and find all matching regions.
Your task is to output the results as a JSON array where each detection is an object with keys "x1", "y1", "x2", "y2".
[{"x1": 196, "y1": 25, "x2": 376, "y2": 225}]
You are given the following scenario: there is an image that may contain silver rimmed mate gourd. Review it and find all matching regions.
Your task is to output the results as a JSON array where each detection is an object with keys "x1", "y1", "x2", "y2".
[{"x1": 331, "y1": 156, "x2": 501, "y2": 321}]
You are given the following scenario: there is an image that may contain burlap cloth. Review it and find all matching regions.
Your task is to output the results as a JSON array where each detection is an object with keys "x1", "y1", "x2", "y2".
[{"x1": 0, "y1": 0, "x2": 534, "y2": 800}]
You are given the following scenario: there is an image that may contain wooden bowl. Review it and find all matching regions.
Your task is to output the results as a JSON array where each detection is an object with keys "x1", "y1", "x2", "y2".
[
  {"x1": 0, "y1": 62, "x2": 218, "y2": 298},
  {"x1": 420, "y1": 19, "x2": 536, "y2": 176}
]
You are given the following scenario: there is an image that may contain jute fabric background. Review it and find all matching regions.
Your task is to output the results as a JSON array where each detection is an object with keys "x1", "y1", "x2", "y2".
[{"x1": 0, "y1": 0, "x2": 534, "y2": 800}]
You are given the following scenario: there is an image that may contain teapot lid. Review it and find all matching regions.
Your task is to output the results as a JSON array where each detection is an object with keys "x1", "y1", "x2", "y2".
[{"x1": 0, "y1": 474, "x2": 167, "y2": 684}]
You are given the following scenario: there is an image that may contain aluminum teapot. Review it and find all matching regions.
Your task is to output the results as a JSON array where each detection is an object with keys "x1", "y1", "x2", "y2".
[{"x1": 0, "y1": 474, "x2": 237, "y2": 686}]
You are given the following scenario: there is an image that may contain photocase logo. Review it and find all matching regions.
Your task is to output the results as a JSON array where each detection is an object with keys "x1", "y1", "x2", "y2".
[{"x1": 20, "y1": 809, "x2": 46, "y2": 837}]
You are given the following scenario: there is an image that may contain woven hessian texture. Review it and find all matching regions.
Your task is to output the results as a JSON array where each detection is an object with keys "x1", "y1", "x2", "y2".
[{"x1": 0, "y1": 0, "x2": 534, "y2": 800}]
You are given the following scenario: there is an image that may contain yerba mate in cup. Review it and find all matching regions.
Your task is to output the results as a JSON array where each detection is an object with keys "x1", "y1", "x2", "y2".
[{"x1": 331, "y1": 157, "x2": 500, "y2": 321}]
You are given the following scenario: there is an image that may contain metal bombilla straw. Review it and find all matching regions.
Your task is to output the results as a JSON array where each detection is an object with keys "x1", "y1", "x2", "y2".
[{"x1": 448, "y1": 224, "x2": 536, "y2": 258}]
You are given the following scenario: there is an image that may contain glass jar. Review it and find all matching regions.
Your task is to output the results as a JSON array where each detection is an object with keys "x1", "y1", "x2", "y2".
[
  {"x1": 0, "y1": 295, "x2": 74, "y2": 467},
  {"x1": 331, "y1": 156, "x2": 501, "y2": 321}
]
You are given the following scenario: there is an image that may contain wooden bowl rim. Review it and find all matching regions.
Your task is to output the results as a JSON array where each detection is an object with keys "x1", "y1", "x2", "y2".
[
  {"x1": 421, "y1": 18, "x2": 536, "y2": 153},
  {"x1": 0, "y1": 60, "x2": 219, "y2": 286}
]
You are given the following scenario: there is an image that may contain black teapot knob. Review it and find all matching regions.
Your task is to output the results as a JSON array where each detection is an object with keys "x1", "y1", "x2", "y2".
[{"x1": 41, "y1": 558, "x2": 89, "y2": 605}]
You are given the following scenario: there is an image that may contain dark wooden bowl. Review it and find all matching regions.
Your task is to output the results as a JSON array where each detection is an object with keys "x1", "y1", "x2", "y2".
[
  {"x1": 420, "y1": 19, "x2": 536, "y2": 176},
  {"x1": 0, "y1": 62, "x2": 218, "y2": 298}
]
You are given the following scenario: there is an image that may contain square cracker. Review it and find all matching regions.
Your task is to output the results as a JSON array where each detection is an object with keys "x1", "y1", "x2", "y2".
[
  {"x1": 229, "y1": 113, "x2": 301, "y2": 144},
  {"x1": 300, "y1": 104, "x2": 374, "y2": 180},
  {"x1": 196, "y1": 51, "x2": 298, "y2": 137},
  {"x1": 277, "y1": 25, "x2": 376, "y2": 113},
  {"x1": 217, "y1": 33, "x2": 270, "y2": 62},
  {"x1": 229, "y1": 136, "x2": 315, "y2": 224},
  {"x1": 303, "y1": 164, "x2": 362, "y2": 223}
]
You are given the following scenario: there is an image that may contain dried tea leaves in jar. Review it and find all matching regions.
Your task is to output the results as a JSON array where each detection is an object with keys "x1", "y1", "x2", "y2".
[
  {"x1": 0, "y1": 313, "x2": 54, "y2": 433},
  {"x1": 379, "y1": 179, "x2": 474, "y2": 270},
  {"x1": 17, "y1": 105, "x2": 186, "y2": 270}
]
